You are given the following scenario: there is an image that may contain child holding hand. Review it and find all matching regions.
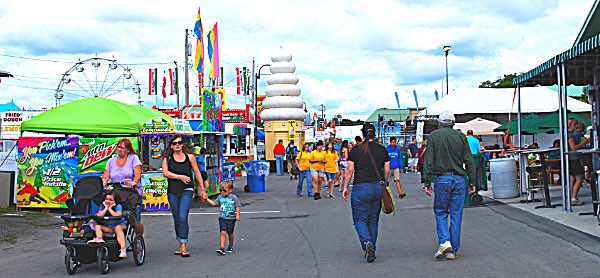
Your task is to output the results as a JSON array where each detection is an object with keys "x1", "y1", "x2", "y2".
[
  {"x1": 87, "y1": 189, "x2": 128, "y2": 258},
  {"x1": 205, "y1": 181, "x2": 241, "y2": 255}
]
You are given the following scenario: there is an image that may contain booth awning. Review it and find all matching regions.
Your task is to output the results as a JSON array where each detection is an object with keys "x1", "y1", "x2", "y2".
[{"x1": 21, "y1": 98, "x2": 173, "y2": 136}]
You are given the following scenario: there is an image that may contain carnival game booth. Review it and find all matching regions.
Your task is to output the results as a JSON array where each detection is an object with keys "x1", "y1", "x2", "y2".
[{"x1": 17, "y1": 98, "x2": 185, "y2": 212}]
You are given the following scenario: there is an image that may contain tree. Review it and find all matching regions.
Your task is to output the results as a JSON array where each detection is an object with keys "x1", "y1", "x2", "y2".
[{"x1": 479, "y1": 73, "x2": 520, "y2": 88}]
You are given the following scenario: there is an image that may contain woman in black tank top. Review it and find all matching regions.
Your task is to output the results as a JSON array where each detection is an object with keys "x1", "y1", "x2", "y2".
[{"x1": 162, "y1": 135, "x2": 207, "y2": 257}]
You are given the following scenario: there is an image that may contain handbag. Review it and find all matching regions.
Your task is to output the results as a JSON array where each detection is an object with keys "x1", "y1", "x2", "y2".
[{"x1": 366, "y1": 145, "x2": 395, "y2": 215}]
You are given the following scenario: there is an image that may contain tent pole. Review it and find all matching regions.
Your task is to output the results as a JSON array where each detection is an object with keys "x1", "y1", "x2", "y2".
[
  {"x1": 558, "y1": 63, "x2": 571, "y2": 212},
  {"x1": 517, "y1": 85, "x2": 527, "y2": 194},
  {"x1": 517, "y1": 85, "x2": 522, "y2": 148}
]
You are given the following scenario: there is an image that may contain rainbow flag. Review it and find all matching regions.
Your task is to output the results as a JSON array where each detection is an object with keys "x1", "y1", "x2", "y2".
[
  {"x1": 207, "y1": 22, "x2": 220, "y2": 81},
  {"x1": 193, "y1": 7, "x2": 203, "y2": 73}
]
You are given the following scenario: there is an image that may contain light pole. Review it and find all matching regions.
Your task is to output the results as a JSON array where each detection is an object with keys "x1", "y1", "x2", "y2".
[
  {"x1": 254, "y1": 63, "x2": 270, "y2": 159},
  {"x1": 443, "y1": 45, "x2": 451, "y2": 96}
]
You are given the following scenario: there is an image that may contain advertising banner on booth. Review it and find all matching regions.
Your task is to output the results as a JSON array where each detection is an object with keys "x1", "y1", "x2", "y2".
[
  {"x1": 141, "y1": 118, "x2": 174, "y2": 134},
  {"x1": 140, "y1": 173, "x2": 169, "y2": 211},
  {"x1": 78, "y1": 137, "x2": 139, "y2": 174},
  {"x1": 16, "y1": 137, "x2": 78, "y2": 208}
]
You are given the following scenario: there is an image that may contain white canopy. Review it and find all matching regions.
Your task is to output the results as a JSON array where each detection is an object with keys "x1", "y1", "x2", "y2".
[
  {"x1": 419, "y1": 87, "x2": 591, "y2": 116},
  {"x1": 453, "y1": 117, "x2": 503, "y2": 135}
]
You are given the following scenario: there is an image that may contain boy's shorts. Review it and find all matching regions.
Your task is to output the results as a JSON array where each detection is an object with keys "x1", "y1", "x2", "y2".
[
  {"x1": 219, "y1": 218, "x2": 236, "y2": 234},
  {"x1": 387, "y1": 168, "x2": 401, "y2": 182}
]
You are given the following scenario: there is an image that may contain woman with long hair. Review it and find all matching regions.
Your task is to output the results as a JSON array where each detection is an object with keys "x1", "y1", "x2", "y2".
[
  {"x1": 338, "y1": 140, "x2": 349, "y2": 192},
  {"x1": 342, "y1": 123, "x2": 390, "y2": 263},
  {"x1": 102, "y1": 138, "x2": 144, "y2": 235},
  {"x1": 162, "y1": 135, "x2": 207, "y2": 257},
  {"x1": 324, "y1": 141, "x2": 339, "y2": 198},
  {"x1": 309, "y1": 140, "x2": 327, "y2": 200},
  {"x1": 296, "y1": 143, "x2": 313, "y2": 197}
]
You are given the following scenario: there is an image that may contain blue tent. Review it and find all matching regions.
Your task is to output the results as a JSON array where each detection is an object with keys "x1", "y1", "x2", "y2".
[{"x1": 0, "y1": 100, "x2": 20, "y2": 112}]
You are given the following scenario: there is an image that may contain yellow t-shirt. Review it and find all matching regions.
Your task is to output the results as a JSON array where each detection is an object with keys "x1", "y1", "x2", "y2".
[
  {"x1": 310, "y1": 150, "x2": 326, "y2": 171},
  {"x1": 324, "y1": 151, "x2": 339, "y2": 173},
  {"x1": 297, "y1": 151, "x2": 311, "y2": 171}
]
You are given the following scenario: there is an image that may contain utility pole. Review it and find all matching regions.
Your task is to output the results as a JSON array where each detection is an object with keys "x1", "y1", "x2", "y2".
[
  {"x1": 184, "y1": 29, "x2": 190, "y2": 106},
  {"x1": 319, "y1": 104, "x2": 326, "y2": 130},
  {"x1": 252, "y1": 58, "x2": 257, "y2": 159}
]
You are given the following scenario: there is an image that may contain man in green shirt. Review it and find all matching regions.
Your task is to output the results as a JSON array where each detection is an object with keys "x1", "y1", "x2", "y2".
[{"x1": 423, "y1": 111, "x2": 476, "y2": 261}]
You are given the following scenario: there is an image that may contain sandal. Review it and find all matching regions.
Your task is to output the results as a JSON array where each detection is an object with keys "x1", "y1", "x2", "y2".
[
  {"x1": 181, "y1": 250, "x2": 190, "y2": 257},
  {"x1": 174, "y1": 250, "x2": 183, "y2": 255},
  {"x1": 399, "y1": 192, "x2": 407, "y2": 198}
]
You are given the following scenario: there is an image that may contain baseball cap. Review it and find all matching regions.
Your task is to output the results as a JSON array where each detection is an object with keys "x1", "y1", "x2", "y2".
[
  {"x1": 438, "y1": 111, "x2": 455, "y2": 123},
  {"x1": 361, "y1": 123, "x2": 375, "y2": 133}
]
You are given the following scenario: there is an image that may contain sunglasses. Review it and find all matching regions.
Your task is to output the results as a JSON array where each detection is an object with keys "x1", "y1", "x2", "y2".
[
  {"x1": 220, "y1": 188, "x2": 228, "y2": 192},
  {"x1": 171, "y1": 141, "x2": 183, "y2": 145}
]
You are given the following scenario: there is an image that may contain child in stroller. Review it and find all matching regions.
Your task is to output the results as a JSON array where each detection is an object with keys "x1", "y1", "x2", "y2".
[
  {"x1": 87, "y1": 189, "x2": 127, "y2": 258},
  {"x1": 60, "y1": 176, "x2": 145, "y2": 275}
]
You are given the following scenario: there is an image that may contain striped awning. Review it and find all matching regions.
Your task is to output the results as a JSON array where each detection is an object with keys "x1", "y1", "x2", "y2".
[{"x1": 513, "y1": 33, "x2": 600, "y2": 85}]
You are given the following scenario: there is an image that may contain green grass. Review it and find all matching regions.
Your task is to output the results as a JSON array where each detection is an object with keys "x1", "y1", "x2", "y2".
[
  {"x1": 24, "y1": 212, "x2": 50, "y2": 220},
  {"x1": 0, "y1": 207, "x2": 16, "y2": 214}
]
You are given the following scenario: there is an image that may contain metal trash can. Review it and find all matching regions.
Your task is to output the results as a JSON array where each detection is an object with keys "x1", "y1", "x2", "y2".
[
  {"x1": 243, "y1": 161, "x2": 270, "y2": 193},
  {"x1": 489, "y1": 157, "x2": 519, "y2": 198}
]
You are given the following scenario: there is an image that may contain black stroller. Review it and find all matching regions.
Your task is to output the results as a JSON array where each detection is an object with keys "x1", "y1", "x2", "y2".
[{"x1": 60, "y1": 176, "x2": 146, "y2": 275}]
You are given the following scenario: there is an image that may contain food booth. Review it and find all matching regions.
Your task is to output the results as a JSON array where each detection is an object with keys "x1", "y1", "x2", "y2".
[{"x1": 15, "y1": 98, "x2": 191, "y2": 211}]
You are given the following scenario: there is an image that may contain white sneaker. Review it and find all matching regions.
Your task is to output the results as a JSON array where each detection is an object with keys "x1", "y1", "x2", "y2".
[
  {"x1": 435, "y1": 241, "x2": 452, "y2": 259},
  {"x1": 446, "y1": 252, "x2": 458, "y2": 260},
  {"x1": 119, "y1": 248, "x2": 127, "y2": 258}
]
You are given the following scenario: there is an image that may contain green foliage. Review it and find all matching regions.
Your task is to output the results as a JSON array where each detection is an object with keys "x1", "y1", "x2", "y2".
[
  {"x1": 340, "y1": 119, "x2": 364, "y2": 126},
  {"x1": 479, "y1": 73, "x2": 520, "y2": 88},
  {"x1": 34, "y1": 170, "x2": 42, "y2": 189},
  {"x1": 16, "y1": 171, "x2": 22, "y2": 187}
]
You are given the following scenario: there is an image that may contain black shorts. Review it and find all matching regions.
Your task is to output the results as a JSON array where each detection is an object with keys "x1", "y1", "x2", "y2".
[
  {"x1": 201, "y1": 171, "x2": 208, "y2": 181},
  {"x1": 569, "y1": 160, "x2": 584, "y2": 176},
  {"x1": 219, "y1": 218, "x2": 236, "y2": 234}
]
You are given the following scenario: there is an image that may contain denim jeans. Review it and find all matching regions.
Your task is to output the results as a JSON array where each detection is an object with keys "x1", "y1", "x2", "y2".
[
  {"x1": 351, "y1": 182, "x2": 382, "y2": 250},
  {"x1": 168, "y1": 190, "x2": 194, "y2": 243},
  {"x1": 275, "y1": 155, "x2": 284, "y2": 176},
  {"x1": 297, "y1": 169, "x2": 313, "y2": 195},
  {"x1": 433, "y1": 174, "x2": 466, "y2": 253}
]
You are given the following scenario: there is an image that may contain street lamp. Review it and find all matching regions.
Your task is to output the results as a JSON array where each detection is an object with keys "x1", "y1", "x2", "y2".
[
  {"x1": 443, "y1": 45, "x2": 451, "y2": 96},
  {"x1": 254, "y1": 63, "x2": 270, "y2": 158}
]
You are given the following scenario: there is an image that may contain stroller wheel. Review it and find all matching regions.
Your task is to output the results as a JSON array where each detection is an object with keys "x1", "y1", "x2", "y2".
[
  {"x1": 97, "y1": 247, "x2": 110, "y2": 274},
  {"x1": 471, "y1": 194, "x2": 483, "y2": 206},
  {"x1": 133, "y1": 235, "x2": 146, "y2": 266},
  {"x1": 65, "y1": 248, "x2": 78, "y2": 275}
]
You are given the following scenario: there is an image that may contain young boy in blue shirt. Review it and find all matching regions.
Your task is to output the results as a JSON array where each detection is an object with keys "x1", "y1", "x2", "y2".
[{"x1": 206, "y1": 180, "x2": 241, "y2": 255}]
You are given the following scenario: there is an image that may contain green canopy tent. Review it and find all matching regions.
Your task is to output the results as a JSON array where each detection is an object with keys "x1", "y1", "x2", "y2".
[
  {"x1": 494, "y1": 114, "x2": 558, "y2": 135},
  {"x1": 537, "y1": 109, "x2": 591, "y2": 129},
  {"x1": 21, "y1": 98, "x2": 173, "y2": 136}
]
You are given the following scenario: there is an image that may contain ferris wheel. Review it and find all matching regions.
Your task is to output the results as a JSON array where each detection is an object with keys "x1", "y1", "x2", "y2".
[{"x1": 54, "y1": 57, "x2": 142, "y2": 106}]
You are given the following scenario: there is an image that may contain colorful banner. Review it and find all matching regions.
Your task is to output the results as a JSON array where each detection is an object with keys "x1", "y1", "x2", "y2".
[
  {"x1": 193, "y1": 6, "x2": 204, "y2": 73},
  {"x1": 141, "y1": 118, "x2": 175, "y2": 134},
  {"x1": 78, "y1": 137, "x2": 139, "y2": 174},
  {"x1": 148, "y1": 68, "x2": 157, "y2": 95},
  {"x1": 16, "y1": 137, "x2": 79, "y2": 208},
  {"x1": 207, "y1": 22, "x2": 220, "y2": 81},
  {"x1": 206, "y1": 168, "x2": 221, "y2": 196},
  {"x1": 140, "y1": 173, "x2": 169, "y2": 212},
  {"x1": 1, "y1": 111, "x2": 43, "y2": 139},
  {"x1": 216, "y1": 88, "x2": 226, "y2": 111},
  {"x1": 201, "y1": 89, "x2": 223, "y2": 132}
]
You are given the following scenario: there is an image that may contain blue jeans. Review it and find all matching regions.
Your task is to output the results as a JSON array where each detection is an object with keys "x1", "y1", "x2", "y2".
[
  {"x1": 351, "y1": 182, "x2": 382, "y2": 250},
  {"x1": 433, "y1": 174, "x2": 466, "y2": 253},
  {"x1": 297, "y1": 169, "x2": 313, "y2": 195},
  {"x1": 275, "y1": 155, "x2": 284, "y2": 176},
  {"x1": 168, "y1": 190, "x2": 194, "y2": 243}
]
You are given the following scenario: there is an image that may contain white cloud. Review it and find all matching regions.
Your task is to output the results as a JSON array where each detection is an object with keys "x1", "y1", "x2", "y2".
[{"x1": 0, "y1": 0, "x2": 596, "y2": 120}]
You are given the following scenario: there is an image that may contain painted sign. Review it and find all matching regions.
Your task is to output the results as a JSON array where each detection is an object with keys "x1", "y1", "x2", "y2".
[
  {"x1": 16, "y1": 137, "x2": 79, "y2": 208},
  {"x1": 202, "y1": 89, "x2": 223, "y2": 132},
  {"x1": 141, "y1": 118, "x2": 174, "y2": 134},
  {"x1": 140, "y1": 173, "x2": 169, "y2": 211},
  {"x1": 206, "y1": 168, "x2": 221, "y2": 197},
  {"x1": 288, "y1": 120, "x2": 297, "y2": 140},
  {"x1": 78, "y1": 137, "x2": 139, "y2": 174},
  {"x1": 0, "y1": 111, "x2": 43, "y2": 139}
]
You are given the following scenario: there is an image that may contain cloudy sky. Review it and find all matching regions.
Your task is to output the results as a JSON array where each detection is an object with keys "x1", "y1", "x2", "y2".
[{"x1": 0, "y1": 0, "x2": 595, "y2": 120}]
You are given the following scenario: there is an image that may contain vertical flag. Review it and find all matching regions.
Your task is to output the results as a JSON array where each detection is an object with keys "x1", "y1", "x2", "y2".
[
  {"x1": 207, "y1": 22, "x2": 220, "y2": 81},
  {"x1": 148, "y1": 68, "x2": 157, "y2": 95},
  {"x1": 236, "y1": 68, "x2": 241, "y2": 95},
  {"x1": 193, "y1": 7, "x2": 203, "y2": 73},
  {"x1": 162, "y1": 72, "x2": 167, "y2": 98},
  {"x1": 434, "y1": 90, "x2": 439, "y2": 101},
  {"x1": 394, "y1": 92, "x2": 401, "y2": 110},
  {"x1": 413, "y1": 90, "x2": 419, "y2": 110},
  {"x1": 168, "y1": 68, "x2": 178, "y2": 95}
]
